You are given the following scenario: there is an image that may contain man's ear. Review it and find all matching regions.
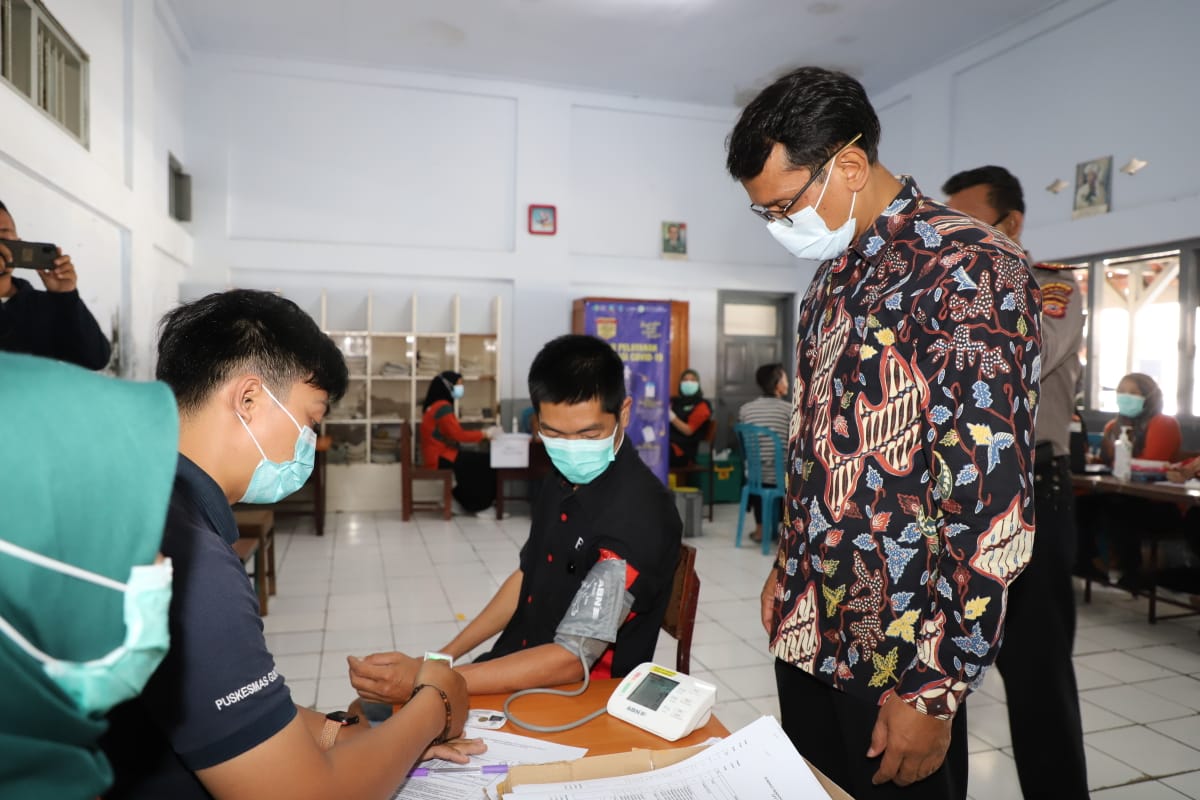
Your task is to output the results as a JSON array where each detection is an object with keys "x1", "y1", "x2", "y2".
[
  {"x1": 619, "y1": 397, "x2": 633, "y2": 431},
  {"x1": 230, "y1": 375, "x2": 264, "y2": 421},
  {"x1": 837, "y1": 147, "x2": 871, "y2": 193},
  {"x1": 1002, "y1": 209, "x2": 1025, "y2": 243}
]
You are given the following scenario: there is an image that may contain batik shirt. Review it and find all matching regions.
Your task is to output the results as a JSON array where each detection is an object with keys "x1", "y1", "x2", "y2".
[{"x1": 769, "y1": 177, "x2": 1041, "y2": 719}]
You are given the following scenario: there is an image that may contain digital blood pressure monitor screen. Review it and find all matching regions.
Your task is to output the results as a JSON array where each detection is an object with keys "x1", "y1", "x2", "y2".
[{"x1": 627, "y1": 671, "x2": 679, "y2": 711}]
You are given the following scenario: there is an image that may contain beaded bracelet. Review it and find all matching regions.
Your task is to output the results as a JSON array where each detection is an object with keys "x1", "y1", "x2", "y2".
[{"x1": 411, "y1": 683, "x2": 453, "y2": 744}]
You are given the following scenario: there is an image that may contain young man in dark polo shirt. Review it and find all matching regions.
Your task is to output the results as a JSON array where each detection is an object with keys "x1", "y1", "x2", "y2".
[
  {"x1": 350, "y1": 334, "x2": 682, "y2": 700},
  {"x1": 100, "y1": 290, "x2": 479, "y2": 800}
]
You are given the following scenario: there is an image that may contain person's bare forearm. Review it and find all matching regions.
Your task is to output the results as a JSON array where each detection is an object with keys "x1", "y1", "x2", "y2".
[
  {"x1": 455, "y1": 643, "x2": 584, "y2": 695},
  {"x1": 440, "y1": 570, "x2": 523, "y2": 659},
  {"x1": 199, "y1": 691, "x2": 444, "y2": 800}
]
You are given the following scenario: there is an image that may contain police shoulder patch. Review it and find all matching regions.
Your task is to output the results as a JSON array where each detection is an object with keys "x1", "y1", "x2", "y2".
[{"x1": 1039, "y1": 280, "x2": 1074, "y2": 319}]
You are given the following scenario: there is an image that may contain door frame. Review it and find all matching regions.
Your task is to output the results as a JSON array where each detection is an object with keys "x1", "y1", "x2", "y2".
[{"x1": 715, "y1": 290, "x2": 796, "y2": 450}]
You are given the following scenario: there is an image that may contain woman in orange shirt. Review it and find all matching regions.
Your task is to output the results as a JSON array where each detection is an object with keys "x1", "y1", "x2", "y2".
[
  {"x1": 1099, "y1": 372, "x2": 1181, "y2": 464},
  {"x1": 420, "y1": 371, "x2": 498, "y2": 513},
  {"x1": 668, "y1": 369, "x2": 713, "y2": 468},
  {"x1": 1085, "y1": 373, "x2": 1183, "y2": 588}
]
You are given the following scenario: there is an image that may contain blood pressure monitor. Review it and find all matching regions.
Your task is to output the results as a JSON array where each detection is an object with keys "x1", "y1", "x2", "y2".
[{"x1": 607, "y1": 663, "x2": 717, "y2": 741}]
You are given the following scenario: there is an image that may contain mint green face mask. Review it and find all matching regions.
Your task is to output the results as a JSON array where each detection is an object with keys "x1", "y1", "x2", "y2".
[
  {"x1": 0, "y1": 537, "x2": 172, "y2": 716},
  {"x1": 541, "y1": 424, "x2": 621, "y2": 485}
]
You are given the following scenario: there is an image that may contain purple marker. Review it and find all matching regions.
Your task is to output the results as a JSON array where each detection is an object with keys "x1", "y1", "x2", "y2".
[{"x1": 407, "y1": 764, "x2": 509, "y2": 778}]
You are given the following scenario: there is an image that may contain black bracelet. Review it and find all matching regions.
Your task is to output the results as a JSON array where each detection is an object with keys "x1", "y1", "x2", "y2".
[{"x1": 411, "y1": 683, "x2": 453, "y2": 744}]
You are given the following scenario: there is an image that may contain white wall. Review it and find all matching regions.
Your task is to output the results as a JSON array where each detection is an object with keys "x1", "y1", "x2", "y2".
[
  {"x1": 870, "y1": 0, "x2": 1200, "y2": 261},
  {"x1": 184, "y1": 57, "x2": 811, "y2": 401},
  {"x1": 0, "y1": 0, "x2": 192, "y2": 377}
]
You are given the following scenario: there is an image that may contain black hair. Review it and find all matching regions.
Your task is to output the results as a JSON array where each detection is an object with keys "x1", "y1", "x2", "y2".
[
  {"x1": 755, "y1": 363, "x2": 785, "y2": 395},
  {"x1": 423, "y1": 370, "x2": 462, "y2": 411},
  {"x1": 941, "y1": 166, "x2": 1025, "y2": 220},
  {"x1": 528, "y1": 335, "x2": 625, "y2": 416},
  {"x1": 726, "y1": 67, "x2": 881, "y2": 182},
  {"x1": 156, "y1": 289, "x2": 348, "y2": 414},
  {"x1": 0, "y1": 201, "x2": 7, "y2": 213}
]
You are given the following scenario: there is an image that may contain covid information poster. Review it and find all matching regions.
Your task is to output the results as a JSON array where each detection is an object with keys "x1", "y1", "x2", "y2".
[{"x1": 582, "y1": 300, "x2": 671, "y2": 485}]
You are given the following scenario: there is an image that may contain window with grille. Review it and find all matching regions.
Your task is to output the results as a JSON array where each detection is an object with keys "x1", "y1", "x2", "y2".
[{"x1": 0, "y1": 0, "x2": 88, "y2": 145}]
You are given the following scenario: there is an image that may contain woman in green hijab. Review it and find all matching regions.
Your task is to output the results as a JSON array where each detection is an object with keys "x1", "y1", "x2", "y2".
[{"x1": 0, "y1": 352, "x2": 178, "y2": 799}]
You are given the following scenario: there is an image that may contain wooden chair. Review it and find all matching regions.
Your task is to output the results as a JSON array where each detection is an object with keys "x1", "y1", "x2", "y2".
[
  {"x1": 669, "y1": 420, "x2": 717, "y2": 522},
  {"x1": 660, "y1": 543, "x2": 701, "y2": 674},
  {"x1": 400, "y1": 422, "x2": 453, "y2": 521},
  {"x1": 234, "y1": 509, "x2": 276, "y2": 616}
]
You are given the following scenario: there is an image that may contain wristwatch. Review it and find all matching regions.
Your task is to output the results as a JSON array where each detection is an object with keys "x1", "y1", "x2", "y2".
[{"x1": 318, "y1": 710, "x2": 360, "y2": 751}]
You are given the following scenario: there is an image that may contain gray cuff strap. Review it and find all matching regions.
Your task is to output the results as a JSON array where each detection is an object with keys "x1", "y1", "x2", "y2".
[{"x1": 554, "y1": 558, "x2": 634, "y2": 666}]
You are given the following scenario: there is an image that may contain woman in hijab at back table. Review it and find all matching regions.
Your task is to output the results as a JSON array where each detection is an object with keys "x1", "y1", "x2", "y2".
[{"x1": 0, "y1": 352, "x2": 178, "y2": 799}]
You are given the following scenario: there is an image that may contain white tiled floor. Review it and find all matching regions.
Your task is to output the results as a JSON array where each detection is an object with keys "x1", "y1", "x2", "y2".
[{"x1": 264, "y1": 504, "x2": 1200, "y2": 799}]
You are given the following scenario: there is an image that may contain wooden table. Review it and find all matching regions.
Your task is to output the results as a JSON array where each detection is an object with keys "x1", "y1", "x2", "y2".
[
  {"x1": 1072, "y1": 474, "x2": 1200, "y2": 506},
  {"x1": 1072, "y1": 474, "x2": 1200, "y2": 622},
  {"x1": 472, "y1": 678, "x2": 727, "y2": 755},
  {"x1": 473, "y1": 679, "x2": 850, "y2": 798}
]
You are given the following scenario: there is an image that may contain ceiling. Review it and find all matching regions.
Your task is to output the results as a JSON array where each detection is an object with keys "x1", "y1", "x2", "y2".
[{"x1": 169, "y1": 0, "x2": 1066, "y2": 106}]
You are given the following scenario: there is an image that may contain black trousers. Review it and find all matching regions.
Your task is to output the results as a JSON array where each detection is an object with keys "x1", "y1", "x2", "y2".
[
  {"x1": 995, "y1": 455, "x2": 1089, "y2": 799},
  {"x1": 440, "y1": 452, "x2": 495, "y2": 512},
  {"x1": 775, "y1": 660, "x2": 969, "y2": 800},
  {"x1": 747, "y1": 487, "x2": 781, "y2": 524}
]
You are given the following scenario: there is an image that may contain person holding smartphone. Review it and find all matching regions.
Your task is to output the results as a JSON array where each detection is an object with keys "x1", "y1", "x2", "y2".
[{"x1": 0, "y1": 200, "x2": 111, "y2": 370}]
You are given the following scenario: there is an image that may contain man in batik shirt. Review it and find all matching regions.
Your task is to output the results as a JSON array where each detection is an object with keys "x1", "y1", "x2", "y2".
[{"x1": 727, "y1": 67, "x2": 1040, "y2": 800}]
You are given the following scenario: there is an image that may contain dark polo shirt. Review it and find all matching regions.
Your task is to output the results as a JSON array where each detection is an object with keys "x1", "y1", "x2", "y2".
[{"x1": 101, "y1": 456, "x2": 295, "y2": 799}]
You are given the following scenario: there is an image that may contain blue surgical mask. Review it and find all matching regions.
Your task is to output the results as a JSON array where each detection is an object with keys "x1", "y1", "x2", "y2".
[
  {"x1": 236, "y1": 385, "x2": 317, "y2": 504},
  {"x1": 680, "y1": 381, "x2": 700, "y2": 397},
  {"x1": 452, "y1": 385, "x2": 465, "y2": 400},
  {"x1": 541, "y1": 424, "x2": 621, "y2": 485},
  {"x1": 1115, "y1": 393, "x2": 1145, "y2": 419},
  {"x1": 0, "y1": 537, "x2": 172, "y2": 715},
  {"x1": 766, "y1": 166, "x2": 858, "y2": 262}
]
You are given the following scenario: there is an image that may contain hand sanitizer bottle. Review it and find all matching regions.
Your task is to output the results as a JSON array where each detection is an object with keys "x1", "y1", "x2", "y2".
[{"x1": 1112, "y1": 426, "x2": 1133, "y2": 481}]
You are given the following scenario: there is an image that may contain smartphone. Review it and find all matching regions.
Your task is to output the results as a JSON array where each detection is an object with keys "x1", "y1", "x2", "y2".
[{"x1": 0, "y1": 238, "x2": 58, "y2": 271}]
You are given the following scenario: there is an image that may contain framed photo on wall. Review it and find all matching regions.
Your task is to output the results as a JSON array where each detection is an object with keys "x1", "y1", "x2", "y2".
[
  {"x1": 1072, "y1": 156, "x2": 1112, "y2": 219},
  {"x1": 528, "y1": 204, "x2": 557, "y2": 235},
  {"x1": 661, "y1": 221, "x2": 687, "y2": 258}
]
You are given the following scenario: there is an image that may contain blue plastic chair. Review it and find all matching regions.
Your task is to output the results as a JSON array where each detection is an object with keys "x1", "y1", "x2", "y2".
[{"x1": 734, "y1": 423, "x2": 787, "y2": 555}]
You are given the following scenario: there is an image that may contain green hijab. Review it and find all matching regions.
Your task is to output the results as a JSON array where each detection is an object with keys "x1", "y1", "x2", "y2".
[{"x1": 0, "y1": 353, "x2": 178, "y2": 799}]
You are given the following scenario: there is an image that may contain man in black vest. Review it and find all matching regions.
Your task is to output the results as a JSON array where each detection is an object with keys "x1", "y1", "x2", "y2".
[
  {"x1": 350, "y1": 334, "x2": 683, "y2": 698},
  {"x1": 0, "y1": 200, "x2": 111, "y2": 370}
]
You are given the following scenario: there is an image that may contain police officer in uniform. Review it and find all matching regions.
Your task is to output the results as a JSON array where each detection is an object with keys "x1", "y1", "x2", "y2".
[{"x1": 944, "y1": 166, "x2": 1088, "y2": 799}]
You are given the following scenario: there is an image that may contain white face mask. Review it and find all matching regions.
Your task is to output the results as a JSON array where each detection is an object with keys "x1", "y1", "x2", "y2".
[{"x1": 766, "y1": 165, "x2": 858, "y2": 261}]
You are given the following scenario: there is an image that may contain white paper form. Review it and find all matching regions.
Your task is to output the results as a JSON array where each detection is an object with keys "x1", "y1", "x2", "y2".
[
  {"x1": 505, "y1": 716, "x2": 830, "y2": 800},
  {"x1": 392, "y1": 727, "x2": 587, "y2": 800}
]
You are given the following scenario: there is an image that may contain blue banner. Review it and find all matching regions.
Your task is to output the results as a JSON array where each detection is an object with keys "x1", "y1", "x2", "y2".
[{"x1": 583, "y1": 300, "x2": 671, "y2": 485}]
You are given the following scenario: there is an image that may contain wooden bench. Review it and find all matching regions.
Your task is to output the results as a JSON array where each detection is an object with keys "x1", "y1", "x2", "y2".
[{"x1": 234, "y1": 509, "x2": 276, "y2": 616}]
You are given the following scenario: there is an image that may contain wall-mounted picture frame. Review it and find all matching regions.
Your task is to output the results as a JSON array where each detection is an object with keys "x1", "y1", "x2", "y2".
[
  {"x1": 661, "y1": 221, "x2": 687, "y2": 258},
  {"x1": 1072, "y1": 156, "x2": 1112, "y2": 219},
  {"x1": 528, "y1": 204, "x2": 557, "y2": 235}
]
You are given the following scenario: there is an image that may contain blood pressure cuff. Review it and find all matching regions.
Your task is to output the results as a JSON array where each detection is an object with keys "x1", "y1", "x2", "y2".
[{"x1": 554, "y1": 557, "x2": 634, "y2": 667}]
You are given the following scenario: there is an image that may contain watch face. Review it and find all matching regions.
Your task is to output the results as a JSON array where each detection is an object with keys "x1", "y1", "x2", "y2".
[{"x1": 327, "y1": 711, "x2": 360, "y2": 725}]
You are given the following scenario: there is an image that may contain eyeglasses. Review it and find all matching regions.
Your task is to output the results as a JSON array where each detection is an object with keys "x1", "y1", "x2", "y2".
[{"x1": 749, "y1": 133, "x2": 863, "y2": 226}]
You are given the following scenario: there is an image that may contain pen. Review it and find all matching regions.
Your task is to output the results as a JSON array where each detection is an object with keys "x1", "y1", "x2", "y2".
[{"x1": 408, "y1": 764, "x2": 508, "y2": 778}]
